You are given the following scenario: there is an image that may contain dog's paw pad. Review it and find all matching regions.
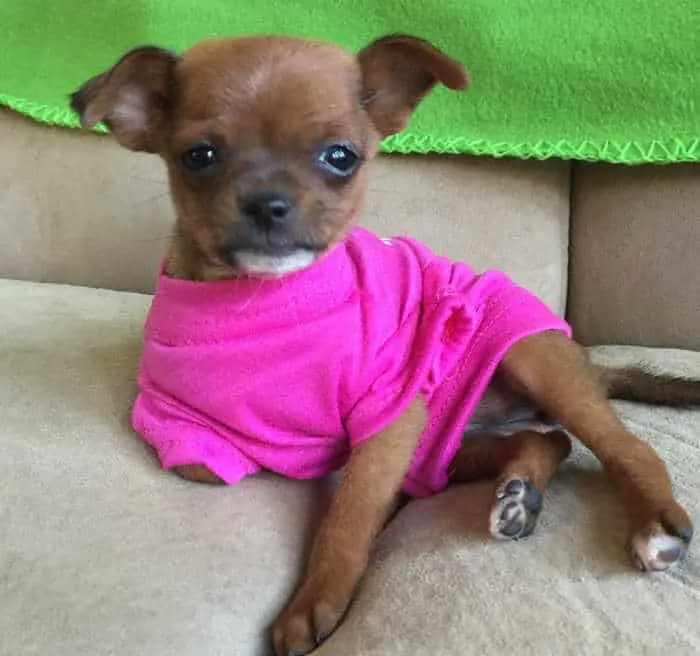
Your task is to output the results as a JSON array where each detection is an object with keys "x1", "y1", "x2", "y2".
[
  {"x1": 489, "y1": 477, "x2": 542, "y2": 540},
  {"x1": 630, "y1": 531, "x2": 688, "y2": 572}
]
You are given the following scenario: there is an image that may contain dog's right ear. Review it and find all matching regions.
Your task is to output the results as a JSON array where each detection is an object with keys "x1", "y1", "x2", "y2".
[{"x1": 70, "y1": 46, "x2": 178, "y2": 152}]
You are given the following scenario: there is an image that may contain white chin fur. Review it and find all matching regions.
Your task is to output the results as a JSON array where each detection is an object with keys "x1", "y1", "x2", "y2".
[{"x1": 235, "y1": 249, "x2": 317, "y2": 276}]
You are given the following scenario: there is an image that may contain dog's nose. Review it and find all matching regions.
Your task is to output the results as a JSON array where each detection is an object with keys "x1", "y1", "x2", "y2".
[{"x1": 242, "y1": 191, "x2": 293, "y2": 228}]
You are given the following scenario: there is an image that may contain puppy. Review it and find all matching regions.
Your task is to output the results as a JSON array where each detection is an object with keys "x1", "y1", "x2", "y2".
[{"x1": 72, "y1": 34, "x2": 698, "y2": 655}]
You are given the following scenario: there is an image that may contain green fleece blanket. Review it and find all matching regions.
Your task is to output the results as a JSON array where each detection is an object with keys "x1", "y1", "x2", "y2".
[{"x1": 1, "y1": 1, "x2": 698, "y2": 163}]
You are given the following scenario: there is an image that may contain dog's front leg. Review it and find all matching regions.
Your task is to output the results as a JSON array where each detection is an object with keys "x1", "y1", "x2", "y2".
[
  {"x1": 272, "y1": 398, "x2": 426, "y2": 656},
  {"x1": 499, "y1": 330, "x2": 693, "y2": 571}
]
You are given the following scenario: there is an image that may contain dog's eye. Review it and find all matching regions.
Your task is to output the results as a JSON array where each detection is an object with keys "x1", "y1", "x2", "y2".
[
  {"x1": 181, "y1": 145, "x2": 219, "y2": 171},
  {"x1": 317, "y1": 143, "x2": 360, "y2": 177}
]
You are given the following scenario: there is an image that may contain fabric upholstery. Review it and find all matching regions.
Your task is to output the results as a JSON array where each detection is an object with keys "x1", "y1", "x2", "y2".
[
  {"x1": 0, "y1": 109, "x2": 570, "y2": 314},
  {"x1": 569, "y1": 162, "x2": 700, "y2": 350},
  {"x1": 1, "y1": 279, "x2": 698, "y2": 656}
]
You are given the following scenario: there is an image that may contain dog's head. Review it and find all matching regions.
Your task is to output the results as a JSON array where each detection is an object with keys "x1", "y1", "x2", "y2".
[{"x1": 71, "y1": 35, "x2": 468, "y2": 279}]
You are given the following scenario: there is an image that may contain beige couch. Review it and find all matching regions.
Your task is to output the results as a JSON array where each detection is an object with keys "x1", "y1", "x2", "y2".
[{"x1": 1, "y1": 107, "x2": 698, "y2": 656}]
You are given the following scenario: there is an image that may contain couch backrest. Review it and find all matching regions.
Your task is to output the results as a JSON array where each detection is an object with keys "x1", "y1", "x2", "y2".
[
  {"x1": 3, "y1": 108, "x2": 698, "y2": 349},
  {"x1": 0, "y1": 109, "x2": 570, "y2": 315}
]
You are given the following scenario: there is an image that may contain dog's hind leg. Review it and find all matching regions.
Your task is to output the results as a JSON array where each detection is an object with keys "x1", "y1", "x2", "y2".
[
  {"x1": 450, "y1": 429, "x2": 571, "y2": 540},
  {"x1": 499, "y1": 329, "x2": 693, "y2": 570}
]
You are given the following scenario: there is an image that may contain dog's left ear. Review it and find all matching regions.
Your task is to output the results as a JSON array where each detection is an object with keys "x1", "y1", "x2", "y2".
[{"x1": 358, "y1": 35, "x2": 469, "y2": 137}]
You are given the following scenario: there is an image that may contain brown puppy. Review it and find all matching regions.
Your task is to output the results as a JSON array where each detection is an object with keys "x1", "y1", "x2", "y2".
[{"x1": 72, "y1": 35, "x2": 698, "y2": 656}]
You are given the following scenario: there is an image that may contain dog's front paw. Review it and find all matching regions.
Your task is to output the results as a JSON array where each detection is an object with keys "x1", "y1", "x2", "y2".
[
  {"x1": 272, "y1": 570, "x2": 357, "y2": 656},
  {"x1": 628, "y1": 502, "x2": 693, "y2": 571}
]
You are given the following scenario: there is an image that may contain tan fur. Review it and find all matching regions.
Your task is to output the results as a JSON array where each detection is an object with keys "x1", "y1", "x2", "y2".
[
  {"x1": 597, "y1": 364, "x2": 700, "y2": 407},
  {"x1": 71, "y1": 34, "x2": 695, "y2": 656},
  {"x1": 450, "y1": 429, "x2": 572, "y2": 491},
  {"x1": 273, "y1": 398, "x2": 426, "y2": 654},
  {"x1": 175, "y1": 464, "x2": 224, "y2": 485},
  {"x1": 500, "y1": 332, "x2": 691, "y2": 538}
]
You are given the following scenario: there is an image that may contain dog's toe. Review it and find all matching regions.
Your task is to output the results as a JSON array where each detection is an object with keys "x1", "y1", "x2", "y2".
[
  {"x1": 271, "y1": 581, "x2": 351, "y2": 656},
  {"x1": 629, "y1": 503, "x2": 693, "y2": 572},
  {"x1": 489, "y1": 477, "x2": 542, "y2": 540},
  {"x1": 660, "y1": 505, "x2": 694, "y2": 544}
]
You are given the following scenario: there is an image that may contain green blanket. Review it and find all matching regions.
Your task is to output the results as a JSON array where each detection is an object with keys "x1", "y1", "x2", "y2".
[{"x1": 1, "y1": 1, "x2": 698, "y2": 163}]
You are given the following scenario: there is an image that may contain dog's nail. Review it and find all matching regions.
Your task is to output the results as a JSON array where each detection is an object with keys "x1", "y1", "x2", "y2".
[
  {"x1": 679, "y1": 525, "x2": 694, "y2": 543},
  {"x1": 661, "y1": 516, "x2": 694, "y2": 543},
  {"x1": 522, "y1": 483, "x2": 543, "y2": 514},
  {"x1": 673, "y1": 524, "x2": 694, "y2": 543},
  {"x1": 315, "y1": 628, "x2": 332, "y2": 645}
]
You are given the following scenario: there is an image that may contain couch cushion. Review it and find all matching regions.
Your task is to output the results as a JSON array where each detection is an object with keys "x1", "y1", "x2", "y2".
[
  {"x1": 568, "y1": 162, "x2": 700, "y2": 350},
  {"x1": 1, "y1": 280, "x2": 698, "y2": 656},
  {"x1": 364, "y1": 154, "x2": 570, "y2": 314},
  {"x1": 0, "y1": 109, "x2": 570, "y2": 314},
  {"x1": 0, "y1": 281, "x2": 328, "y2": 656}
]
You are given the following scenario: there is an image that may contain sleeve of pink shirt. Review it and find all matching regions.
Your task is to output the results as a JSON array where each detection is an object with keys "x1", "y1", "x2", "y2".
[{"x1": 132, "y1": 385, "x2": 262, "y2": 484}]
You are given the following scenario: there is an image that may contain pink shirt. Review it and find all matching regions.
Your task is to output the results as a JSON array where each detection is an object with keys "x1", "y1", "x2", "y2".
[{"x1": 132, "y1": 228, "x2": 570, "y2": 497}]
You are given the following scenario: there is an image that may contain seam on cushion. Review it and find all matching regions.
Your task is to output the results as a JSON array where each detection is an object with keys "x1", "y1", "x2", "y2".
[{"x1": 564, "y1": 161, "x2": 576, "y2": 324}]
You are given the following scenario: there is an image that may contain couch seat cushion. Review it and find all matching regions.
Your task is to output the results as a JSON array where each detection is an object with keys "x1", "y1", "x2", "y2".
[{"x1": 1, "y1": 280, "x2": 698, "y2": 655}]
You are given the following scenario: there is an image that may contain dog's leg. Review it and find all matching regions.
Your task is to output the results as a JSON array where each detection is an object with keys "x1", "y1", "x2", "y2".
[
  {"x1": 451, "y1": 429, "x2": 572, "y2": 539},
  {"x1": 174, "y1": 464, "x2": 224, "y2": 484},
  {"x1": 272, "y1": 399, "x2": 426, "y2": 656},
  {"x1": 499, "y1": 330, "x2": 693, "y2": 570}
]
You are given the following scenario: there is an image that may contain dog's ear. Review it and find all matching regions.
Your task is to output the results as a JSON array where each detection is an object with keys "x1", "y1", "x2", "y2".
[
  {"x1": 70, "y1": 46, "x2": 178, "y2": 152},
  {"x1": 358, "y1": 35, "x2": 469, "y2": 137}
]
